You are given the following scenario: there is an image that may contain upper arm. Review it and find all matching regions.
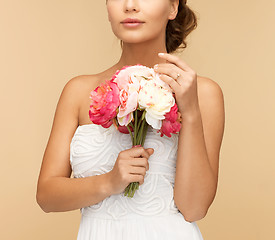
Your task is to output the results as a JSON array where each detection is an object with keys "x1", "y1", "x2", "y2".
[
  {"x1": 198, "y1": 77, "x2": 225, "y2": 181},
  {"x1": 37, "y1": 76, "x2": 83, "y2": 185}
]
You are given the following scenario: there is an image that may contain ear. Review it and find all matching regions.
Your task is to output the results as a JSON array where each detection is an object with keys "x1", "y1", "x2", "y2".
[{"x1": 168, "y1": 0, "x2": 179, "y2": 20}]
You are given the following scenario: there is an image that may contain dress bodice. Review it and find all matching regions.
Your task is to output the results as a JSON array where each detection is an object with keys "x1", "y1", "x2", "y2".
[{"x1": 70, "y1": 123, "x2": 181, "y2": 220}]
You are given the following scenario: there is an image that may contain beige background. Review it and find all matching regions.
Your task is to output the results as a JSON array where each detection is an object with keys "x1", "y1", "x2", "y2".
[{"x1": 1, "y1": 0, "x2": 274, "y2": 239}]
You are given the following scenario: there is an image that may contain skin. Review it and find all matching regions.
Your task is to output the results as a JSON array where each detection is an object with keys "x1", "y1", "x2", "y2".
[{"x1": 36, "y1": 0, "x2": 225, "y2": 222}]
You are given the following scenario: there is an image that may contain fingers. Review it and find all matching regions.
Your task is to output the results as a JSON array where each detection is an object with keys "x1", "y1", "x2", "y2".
[
  {"x1": 128, "y1": 146, "x2": 154, "y2": 159},
  {"x1": 129, "y1": 174, "x2": 145, "y2": 186},
  {"x1": 158, "y1": 73, "x2": 179, "y2": 91},
  {"x1": 154, "y1": 63, "x2": 188, "y2": 92},
  {"x1": 129, "y1": 166, "x2": 147, "y2": 175},
  {"x1": 157, "y1": 52, "x2": 193, "y2": 72},
  {"x1": 128, "y1": 164, "x2": 148, "y2": 186},
  {"x1": 146, "y1": 148, "x2": 154, "y2": 156},
  {"x1": 127, "y1": 158, "x2": 150, "y2": 171},
  {"x1": 154, "y1": 63, "x2": 188, "y2": 80}
]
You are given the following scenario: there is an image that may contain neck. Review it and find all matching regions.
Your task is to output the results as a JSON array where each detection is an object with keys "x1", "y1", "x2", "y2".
[{"x1": 114, "y1": 34, "x2": 168, "y2": 69}]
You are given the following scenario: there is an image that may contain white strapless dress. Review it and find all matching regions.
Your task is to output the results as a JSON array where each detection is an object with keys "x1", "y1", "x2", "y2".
[{"x1": 70, "y1": 123, "x2": 204, "y2": 240}]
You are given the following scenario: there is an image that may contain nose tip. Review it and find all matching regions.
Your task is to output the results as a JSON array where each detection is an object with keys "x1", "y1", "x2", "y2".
[
  {"x1": 124, "y1": 0, "x2": 139, "y2": 12},
  {"x1": 125, "y1": 6, "x2": 138, "y2": 12},
  {"x1": 126, "y1": 8, "x2": 136, "y2": 12}
]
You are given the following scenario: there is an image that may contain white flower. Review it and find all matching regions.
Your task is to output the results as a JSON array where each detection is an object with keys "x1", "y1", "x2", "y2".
[{"x1": 138, "y1": 80, "x2": 175, "y2": 129}]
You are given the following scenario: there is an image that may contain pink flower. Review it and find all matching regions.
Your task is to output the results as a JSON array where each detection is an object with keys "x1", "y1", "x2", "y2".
[
  {"x1": 117, "y1": 124, "x2": 134, "y2": 134},
  {"x1": 112, "y1": 65, "x2": 152, "y2": 126},
  {"x1": 112, "y1": 117, "x2": 134, "y2": 134},
  {"x1": 157, "y1": 103, "x2": 181, "y2": 137},
  {"x1": 89, "y1": 79, "x2": 120, "y2": 128}
]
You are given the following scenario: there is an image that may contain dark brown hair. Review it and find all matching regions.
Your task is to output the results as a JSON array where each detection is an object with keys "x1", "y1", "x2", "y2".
[
  {"x1": 166, "y1": 0, "x2": 198, "y2": 53},
  {"x1": 119, "y1": 0, "x2": 198, "y2": 53}
]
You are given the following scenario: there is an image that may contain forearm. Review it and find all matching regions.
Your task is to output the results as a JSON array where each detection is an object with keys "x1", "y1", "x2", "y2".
[
  {"x1": 174, "y1": 111, "x2": 217, "y2": 221},
  {"x1": 36, "y1": 172, "x2": 113, "y2": 213}
]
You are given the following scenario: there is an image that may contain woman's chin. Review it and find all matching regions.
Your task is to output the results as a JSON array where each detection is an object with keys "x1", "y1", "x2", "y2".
[{"x1": 118, "y1": 36, "x2": 154, "y2": 45}]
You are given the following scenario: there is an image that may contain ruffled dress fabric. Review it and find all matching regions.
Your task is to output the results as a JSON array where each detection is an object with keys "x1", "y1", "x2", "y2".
[{"x1": 70, "y1": 123, "x2": 204, "y2": 240}]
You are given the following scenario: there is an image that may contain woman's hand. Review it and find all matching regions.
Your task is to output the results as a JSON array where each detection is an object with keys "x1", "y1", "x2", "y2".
[
  {"x1": 154, "y1": 53, "x2": 200, "y2": 119},
  {"x1": 107, "y1": 146, "x2": 154, "y2": 195}
]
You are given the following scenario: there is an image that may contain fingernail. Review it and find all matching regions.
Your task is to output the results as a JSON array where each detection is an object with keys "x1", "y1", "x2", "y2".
[
  {"x1": 158, "y1": 53, "x2": 165, "y2": 56},
  {"x1": 154, "y1": 64, "x2": 158, "y2": 69}
]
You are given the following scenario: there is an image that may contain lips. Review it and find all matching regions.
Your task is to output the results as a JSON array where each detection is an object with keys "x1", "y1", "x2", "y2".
[{"x1": 121, "y1": 18, "x2": 144, "y2": 23}]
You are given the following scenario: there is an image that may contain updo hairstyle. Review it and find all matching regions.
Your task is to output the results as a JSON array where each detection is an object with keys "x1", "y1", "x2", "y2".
[{"x1": 166, "y1": 0, "x2": 198, "y2": 53}]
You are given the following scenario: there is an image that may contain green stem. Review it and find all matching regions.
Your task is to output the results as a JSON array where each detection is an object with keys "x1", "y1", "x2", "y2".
[
  {"x1": 137, "y1": 111, "x2": 143, "y2": 132},
  {"x1": 129, "y1": 122, "x2": 135, "y2": 145},
  {"x1": 126, "y1": 125, "x2": 134, "y2": 146},
  {"x1": 141, "y1": 122, "x2": 149, "y2": 146},
  {"x1": 129, "y1": 183, "x2": 133, "y2": 197},
  {"x1": 137, "y1": 119, "x2": 145, "y2": 145},
  {"x1": 124, "y1": 111, "x2": 149, "y2": 198},
  {"x1": 130, "y1": 183, "x2": 135, "y2": 198},
  {"x1": 134, "y1": 110, "x2": 138, "y2": 145},
  {"x1": 124, "y1": 184, "x2": 130, "y2": 196}
]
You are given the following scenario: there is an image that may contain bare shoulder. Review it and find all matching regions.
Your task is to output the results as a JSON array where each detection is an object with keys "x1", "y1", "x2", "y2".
[
  {"x1": 60, "y1": 62, "x2": 120, "y2": 126},
  {"x1": 64, "y1": 74, "x2": 99, "y2": 98},
  {"x1": 48, "y1": 73, "x2": 100, "y2": 135},
  {"x1": 67, "y1": 69, "x2": 117, "y2": 125},
  {"x1": 62, "y1": 74, "x2": 101, "y2": 120},
  {"x1": 196, "y1": 75, "x2": 225, "y2": 118},
  {"x1": 197, "y1": 75, "x2": 224, "y2": 99},
  {"x1": 196, "y1": 75, "x2": 225, "y2": 114}
]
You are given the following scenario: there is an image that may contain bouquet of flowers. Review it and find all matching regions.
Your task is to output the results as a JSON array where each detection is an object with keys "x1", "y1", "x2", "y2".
[{"x1": 89, "y1": 64, "x2": 182, "y2": 197}]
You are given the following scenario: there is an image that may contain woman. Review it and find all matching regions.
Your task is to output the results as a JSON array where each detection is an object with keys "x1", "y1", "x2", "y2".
[{"x1": 36, "y1": 0, "x2": 225, "y2": 239}]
